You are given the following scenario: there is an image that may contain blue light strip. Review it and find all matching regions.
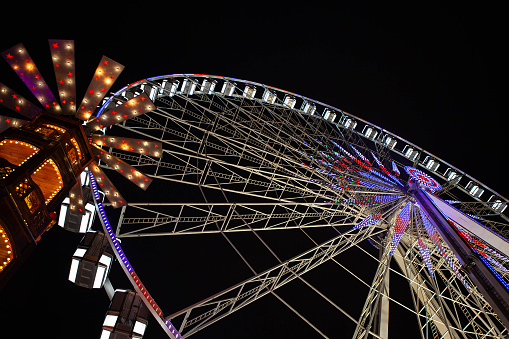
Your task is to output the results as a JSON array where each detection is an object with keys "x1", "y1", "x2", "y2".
[{"x1": 353, "y1": 214, "x2": 382, "y2": 230}]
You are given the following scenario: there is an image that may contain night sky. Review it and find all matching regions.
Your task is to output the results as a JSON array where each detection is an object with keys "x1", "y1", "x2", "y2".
[{"x1": 0, "y1": 3, "x2": 507, "y2": 338}]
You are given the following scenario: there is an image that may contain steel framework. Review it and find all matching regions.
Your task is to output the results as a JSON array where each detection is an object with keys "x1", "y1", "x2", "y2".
[{"x1": 92, "y1": 74, "x2": 509, "y2": 338}]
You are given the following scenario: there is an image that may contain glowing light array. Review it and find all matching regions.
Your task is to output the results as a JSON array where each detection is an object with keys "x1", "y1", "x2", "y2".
[
  {"x1": 473, "y1": 248, "x2": 509, "y2": 291},
  {"x1": 89, "y1": 173, "x2": 183, "y2": 339},
  {"x1": 49, "y1": 39, "x2": 76, "y2": 115},
  {"x1": 2, "y1": 43, "x2": 61, "y2": 114},
  {"x1": 445, "y1": 200, "x2": 461, "y2": 205},
  {"x1": 92, "y1": 145, "x2": 153, "y2": 190},
  {"x1": 0, "y1": 139, "x2": 40, "y2": 165},
  {"x1": 68, "y1": 179, "x2": 86, "y2": 214},
  {"x1": 391, "y1": 160, "x2": 400, "y2": 176},
  {"x1": 390, "y1": 201, "x2": 411, "y2": 255},
  {"x1": 359, "y1": 171, "x2": 393, "y2": 187},
  {"x1": 0, "y1": 82, "x2": 41, "y2": 119},
  {"x1": 359, "y1": 181, "x2": 396, "y2": 191},
  {"x1": 305, "y1": 163, "x2": 360, "y2": 187},
  {"x1": 405, "y1": 166, "x2": 442, "y2": 192},
  {"x1": 334, "y1": 143, "x2": 371, "y2": 171},
  {"x1": 455, "y1": 225, "x2": 509, "y2": 265},
  {"x1": 0, "y1": 225, "x2": 13, "y2": 272},
  {"x1": 338, "y1": 195, "x2": 402, "y2": 206},
  {"x1": 349, "y1": 144, "x2": 372, "y2": 166},
  {"x1": 353, "y1": 214, "x2": 382, "y2": 230},
  {"x1": 418, "y1": 207, "x2": 472, "y2": 292},
  {"x1": 417, "y1": 237, "x2": 434, "y2": 277},
  {"x1": 89, "y1": 162, "x2": 126, "y2": 208},
  {"x1": 92, "y1": 135, "x2": 162, "y2": 158},
  {"x1": 370, "y1": 151, "x2": 403, "y2": 187},
  {"x1": 449, "y1": 220, "x2": 509, "y2": 276},
  {"x1": 86, "y1": 93, "x2": 154, "y2": 131},
  {"x1": 76, "y1": 56, "x2": 125, "y2": 121}
]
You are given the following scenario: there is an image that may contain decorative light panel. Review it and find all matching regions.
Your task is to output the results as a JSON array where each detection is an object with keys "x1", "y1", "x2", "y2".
[
  {"x1": 31, "y1": 158, "x2": 63, "y2": 204},
  {"x1": 0, "y1": 82, "x2": 42, "y2": 119},
  {"x1": 390, "y1": 201, "x2": 411, "y2": 255},
  {"x1": 91, "y1": 135, "x2": 162, "y2": 158},
  {"x1": 405, "y1": 166, "x2": 442, "y2": 192},
  {"x1": 0, "y1": 225, "x2": 13, "y2": 272},
  {"x1": 68, "y1": 177, "x2": 86, "y2": 214},
  {"x1": 2, "y1": 43, "x2": 61, "y2": 115},
  {"x1": 89, "y1": 162, "x2": 126, "y2": 208},
  {"x1": 76, "y1": 56, "x2": 125, "y2": 121},
  {"x1": 86, "y1": 93, "x2": 153, "y2": 131},
  {"x1": 92, "y1": 145, "x2": 152, "y2": 190},
  {"x1": 418, "y1": 207, "x2": 472, "y2": 292},
  {"x1": 353, "y1": 214, "x2": 382, "y2": 230},
  {"x1": 49, "y1": 39, "x2": 76, "y2": 115},
  {"x1": 417, "y1": 237, "x2": 434, "y2": 277},
  {"x1": 391, "y1": 160, "x2": 400, "y2": 176},
  {"x1": 0, "y1": 139, "x2": 40, "y2": 165},
  {"x1": 0, "y1": 115, "x2": 25, "y2": 132},
  {"x1": 370, "y1": 151, "x2": 403, "y2": 187},
  {"x1": 349, "y1": 144, "x2": 372, "y2": 166}
]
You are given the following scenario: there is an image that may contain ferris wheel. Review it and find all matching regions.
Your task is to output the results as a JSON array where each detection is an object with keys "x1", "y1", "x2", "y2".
[{"x1": 1, "y1": 40, "x2": 509, "y2": 338}]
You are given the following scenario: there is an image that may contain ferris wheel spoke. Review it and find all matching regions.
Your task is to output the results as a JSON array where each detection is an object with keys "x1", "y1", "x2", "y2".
[
  {"x1": 393, "y1": 240, "x2": 460, "y2": 339},
  {"x1": 114, "y1": 202, "x2": 362, "y2": 237},
  {"x1": 165, "y1": 225, "x2": 384, "y2": 337},
  {"x1": 352, "y1": 224, "x2": 394, "y2": 339}
]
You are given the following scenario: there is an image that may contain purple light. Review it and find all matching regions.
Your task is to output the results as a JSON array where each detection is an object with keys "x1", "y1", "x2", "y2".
[
  {"x1": 417, "y1": 238, "x2": 435, "y2": 277},
  {"x1": 353, "y1": 214, "x2": 382, "y2": 230},
  {"x1": 391, "y1": 161, "x2": 400, "y2": 176}
]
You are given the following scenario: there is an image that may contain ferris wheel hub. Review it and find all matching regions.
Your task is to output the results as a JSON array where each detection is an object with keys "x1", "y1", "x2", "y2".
[{"x1": 404, "y1": 166, "x2": 442, "y2": 192}]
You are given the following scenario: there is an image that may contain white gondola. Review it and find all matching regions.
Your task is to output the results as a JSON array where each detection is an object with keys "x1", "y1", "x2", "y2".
[
  {"x1": 68, "y1": 231, "x2": 114, "y2": 289},
  {"x1": 100, "y1": 290, "x2": 149, "y2": 339}
]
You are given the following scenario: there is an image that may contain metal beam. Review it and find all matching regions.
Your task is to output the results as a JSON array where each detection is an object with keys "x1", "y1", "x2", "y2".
[{"x1": 411, "y1": 181, "x2": 509, "y2": 329}]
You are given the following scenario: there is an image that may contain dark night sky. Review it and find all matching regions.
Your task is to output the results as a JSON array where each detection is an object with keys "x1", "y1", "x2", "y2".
[{"x1": 0, "y1": 3, "x2": 507, "y2": 338}]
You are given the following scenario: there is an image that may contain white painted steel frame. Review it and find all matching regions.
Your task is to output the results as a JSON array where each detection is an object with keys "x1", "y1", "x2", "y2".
[{"x1": 94, "y1": 74, "x2": 509, "y2": 338}]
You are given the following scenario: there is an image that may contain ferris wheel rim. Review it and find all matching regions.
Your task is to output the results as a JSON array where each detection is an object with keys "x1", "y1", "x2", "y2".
[{"x1": 107, "y1": 73, "x2": 508, "y2": 217}]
